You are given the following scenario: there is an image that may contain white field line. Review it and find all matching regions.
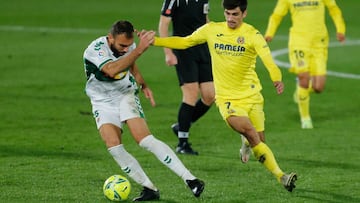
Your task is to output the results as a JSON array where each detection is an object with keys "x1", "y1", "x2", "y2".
[{"x1": 1, "y1": 25, "x2": 359, "y2": 79}]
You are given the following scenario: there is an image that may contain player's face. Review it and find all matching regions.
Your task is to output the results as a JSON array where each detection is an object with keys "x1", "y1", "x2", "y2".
[
  {"x1": 224, "y1": 7, "x2": 247, "y2": 29},
  {"x1": 108, "y1": 33, "x2": 134, "y2": 57}
]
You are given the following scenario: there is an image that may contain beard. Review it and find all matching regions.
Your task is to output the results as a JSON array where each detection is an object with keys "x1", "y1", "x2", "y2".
[{"x1": 110, "y1": 44, "x2": 126, "y2": 58}]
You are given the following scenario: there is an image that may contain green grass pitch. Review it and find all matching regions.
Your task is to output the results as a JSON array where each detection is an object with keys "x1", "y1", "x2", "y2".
[{"x1": 1, "y1": 0, "x2": 359, "y2": 202}]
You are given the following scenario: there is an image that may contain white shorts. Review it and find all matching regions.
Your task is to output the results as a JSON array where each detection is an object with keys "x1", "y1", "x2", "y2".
[{"x1": 91, "y1": 92, "x2": 145, "y2": 129}]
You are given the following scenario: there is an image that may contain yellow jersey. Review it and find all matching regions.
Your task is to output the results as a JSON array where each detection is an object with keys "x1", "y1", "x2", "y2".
[
  {"x1": 154, "y1": 22, "x2": 282, "y2": 100},
  {"x1": 265, "y1": 0, "x2": 345, "y2": 47}
]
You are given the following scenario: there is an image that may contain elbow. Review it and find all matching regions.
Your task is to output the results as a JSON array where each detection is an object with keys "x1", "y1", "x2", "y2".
[{"x1": 101, "y1": 66, "x2": 117, "y2": 78}]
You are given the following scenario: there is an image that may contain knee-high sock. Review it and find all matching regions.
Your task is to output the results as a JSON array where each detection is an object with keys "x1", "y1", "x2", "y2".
[
  {"x1": 108, "y1": 145, "x2": 157, "y2": 190},
  {"x1": 178, "y1": 102, "x2": 194, "y2": 133},
  {"x1": 297, "y1": 86, "x2": 311, "y2": 120},
  {"x1": 252, "y1": 142, "x2": 284, "y2": 182},
  {"x1": 140, "y1": 135, "x2": 196, "y2": 182},
  {"x1": 192, "y1": 99, "x2": 211, "y2": 123}
]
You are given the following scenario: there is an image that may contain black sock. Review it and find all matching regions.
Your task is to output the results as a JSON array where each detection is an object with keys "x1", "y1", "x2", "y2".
[
  {"x1": 178, "y1": 102, "x2": 195, "y2": 142},
  {"x1": 192, "y1": 99, "x2": 211, "y2": 123}
]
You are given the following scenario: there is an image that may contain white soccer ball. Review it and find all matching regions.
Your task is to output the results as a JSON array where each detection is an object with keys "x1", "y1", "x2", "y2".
[{"x1": 103, "y1": 175, "x2": 131, "y2": 201}]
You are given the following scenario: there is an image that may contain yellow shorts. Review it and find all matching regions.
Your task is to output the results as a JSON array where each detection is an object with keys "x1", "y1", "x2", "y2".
[
  {"x1": 216, "y1": 93, "x2": 265, "y2": 132},
  {"x1": 288, "y1": 33, "x2": 329, "y2": 76}
]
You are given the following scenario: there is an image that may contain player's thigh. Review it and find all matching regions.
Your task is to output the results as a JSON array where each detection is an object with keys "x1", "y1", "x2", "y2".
[
  {"x1": 199, "y1": 81, "x2": 215, "y2": 105},
  {"x1": 248, "y1": 103, "x2": 265, "y2": 132},
  {"x1": 174, "y1": 50, "x2": 199, "y2": 84},
  {"x1": 119, "y1": 93, "x2": 146, "y2": 122},
  {"x1": 92, "y1": 104, "x2": 123, "y2": 129},
  {"x1": 198, "y1": 60, "x2": 213, "y2": 84},
  {"x1": 310, "y1": 47, "x2": 328, "y2": 76},
  {"x1": 216, "y1": 98, "x2": 250, "y2": 127},
  {"x1": 91, "y1": 102, "x2": 124, "y2": 147}
]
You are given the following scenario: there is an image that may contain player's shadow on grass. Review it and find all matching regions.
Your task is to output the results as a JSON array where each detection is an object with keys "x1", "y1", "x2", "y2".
[{"x1": 296, "y1": 188, "x2": 360, "y2": 203}]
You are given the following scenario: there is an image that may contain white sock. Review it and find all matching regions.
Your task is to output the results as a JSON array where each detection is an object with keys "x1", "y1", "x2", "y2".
[
  {"x1": 108, "y1": 144, "x2": 157, "y2": 191},
  {"x1": 139, "y1": 135, "x2": 196, "y2": 182}
]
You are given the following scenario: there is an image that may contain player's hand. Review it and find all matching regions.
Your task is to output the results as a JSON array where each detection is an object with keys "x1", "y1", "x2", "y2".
[
  {"x1": 141, "y1": 85, "x2": 156, "y2": 107},
  {"x1": 165, "y1": 51, "x2": 178, "y2": 66},
  {"x1": 265, "y1": 36, "x2": 273, "y2": 42},
  {"x1": 273, "y1": 81, "x2": 284, "y2": 95},
  {"x1": 336, "y1": 33, "x2": 345, "y2": 43},
  {"x1": 136, "y1": 30, "x2": 156, "y2": 52}
]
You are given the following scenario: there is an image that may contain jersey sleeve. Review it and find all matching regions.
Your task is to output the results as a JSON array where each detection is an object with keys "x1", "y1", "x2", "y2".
[
  {"x1": 84, "y1": 42, "x2": 113, "y2": 70},
  {"x1": 154, "y1": 23, "x2": 208, "y2": 49},
  {"x1": 160, "y1": 0, "x2": 174, "y2": 17},
  {"x1": 252, "y1": 30, "x2": 282, "y2": 82},
  {"x1": 325, "y1": 0, "x2": 346, "y2": 34},
  {"x1": 265, "y1": 0, "x2": 289, "y2": 37},
  {"x1": 261, "y1": 53, "x2": 282, "y2": 82}
]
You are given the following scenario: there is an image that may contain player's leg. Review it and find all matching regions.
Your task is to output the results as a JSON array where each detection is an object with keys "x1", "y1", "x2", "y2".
[
  {"x1": 191, "y1": 59, "x2": 215, "y2": 123},
  {"x1": 227, "y1": 116, "x2": 284, "y2": 177},
  {"x1": 192, "y1": 81, "x2": 214, "y2": 122},
  {"x1": 297, "y1": 71, "x2": 313, "y2": 129},
  {"x1": 98, "y1": 123, "x2": 159, "y2": 201},
  {"x1": 174, "y1": 82, "x2": 200, "y2": 155},
  {"x1": 218, "y1": 99, "x2": 284, "y2": 177},
  {"x1": 312, "y1": 75, "x2": 326, "y2": 93},
  {"x1": 311, "y1": 47, "x2": 328, "y2": 93},
  {"x1": 106, "y1": 94, "x2": 159, "y2": 201},
  {"x1": 127, "y1": 117, "x2": 205, "y2": 197},
  {"x1": 172, "y1": 50, "x2": 201, "y2": 155},
  {"x1": 92, "y1": 103, "x2": 158, "y2": 195},
  {"x1": 227, "y1": 116, "x2": 297, "y2": 191},
  {"x1": 217, "y1": 99, "x2": 297, "y2": 191},
  {"x1": 289, "y1": 47, "x2": 313, "y2": 129},
  {"x1": 173, "y1": 59, "x2": 214, "y2": 155},
  {"x1": 239, "y1": 102, "x2": 265, "y2": 163}
]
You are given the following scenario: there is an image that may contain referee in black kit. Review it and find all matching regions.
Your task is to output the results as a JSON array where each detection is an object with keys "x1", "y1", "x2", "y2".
[{"x1": 158, "y1": 0, "x2": 215, "y2": 155}]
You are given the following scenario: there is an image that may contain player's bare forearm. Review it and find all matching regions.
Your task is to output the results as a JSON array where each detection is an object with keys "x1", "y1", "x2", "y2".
[{"x1": 102, "y1": 31, "x2": 155, "y2": 78}]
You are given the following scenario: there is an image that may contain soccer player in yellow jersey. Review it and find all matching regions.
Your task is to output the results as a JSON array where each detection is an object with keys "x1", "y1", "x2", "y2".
[
  {"x1": 265, "y1": 0, "x2": 346, "y2": 129},
  {"x1": 152, "y1": 0, "x2": 297, "y2": 192}
]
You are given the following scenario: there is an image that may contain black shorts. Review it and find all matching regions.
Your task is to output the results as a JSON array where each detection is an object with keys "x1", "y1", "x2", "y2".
[{"x1": 173, "y1": 43, "x2": 212, "y2": 86}]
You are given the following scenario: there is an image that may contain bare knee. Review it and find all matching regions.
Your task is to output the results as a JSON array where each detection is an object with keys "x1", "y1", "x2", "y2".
[
  {"x1": 200, "y1": 82, "x2": 215, "y2": 106},
  {"x1": 202, "y1": 93, "x2": 215, "y2": 106},
  {"x1": 311, "y1": 75, "x2": 326, "y2": 93},
  {"x1": 312, "y1": 85, "x2": 325, "y2": 93}
]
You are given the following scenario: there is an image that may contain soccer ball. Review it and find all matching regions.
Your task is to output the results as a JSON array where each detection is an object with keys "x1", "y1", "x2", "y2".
[{"x1": 103, "y1": 175, "x2": 131, "y2": 201}]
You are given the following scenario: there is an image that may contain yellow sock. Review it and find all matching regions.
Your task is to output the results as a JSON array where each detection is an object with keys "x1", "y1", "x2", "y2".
[
  {"x1": 297, "y1": 86, "x2": 311, "y2": 120},
  {"x1": 252, "y1": 142, "x2": 284, "y2": 182},
  {"x1": 308, "y1": 80, "x2": 314, "y2": 93}
]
